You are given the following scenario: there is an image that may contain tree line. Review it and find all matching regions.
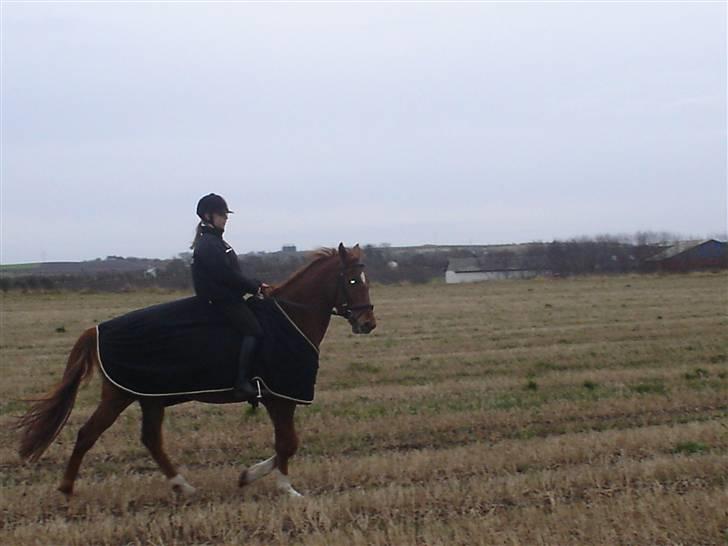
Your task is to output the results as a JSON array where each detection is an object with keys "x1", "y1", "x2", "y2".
[{"x1": 1, "y1": 232, "x2": 724, "y2": 293}]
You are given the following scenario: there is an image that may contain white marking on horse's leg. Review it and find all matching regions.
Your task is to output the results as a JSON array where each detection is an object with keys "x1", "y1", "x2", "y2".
[
  {"x1": 274, "y1": 468, "x2": 303, "y2": 498},
  {"x1": 169, "y1": 474, "x2": 196, "y2": 496},
  {"x1": 240, "y1": 455, "x2": 276, "y2": 486}
]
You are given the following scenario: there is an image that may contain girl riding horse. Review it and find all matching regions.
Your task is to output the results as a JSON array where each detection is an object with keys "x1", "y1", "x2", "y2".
[{"x1": 191, "y1": 193, "x2": 272, "y2": 400}]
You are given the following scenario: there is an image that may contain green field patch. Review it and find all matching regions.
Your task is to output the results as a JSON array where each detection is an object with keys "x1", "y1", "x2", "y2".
[
  {"x1": 0, "y1": 263, "x2": 39, "y2": 272},
  {"x1": 515, "y1": 427, "x2": 537, "y2": 440},
  {"x1": 630, "y1": 381, "x2": 668, "y2": 395},
  {"x1": 684, "y1": 377, "x2": 727, "y2": 392},
  {"x1": 533, "y1": 360, "x2": 569, "y2": 372},
  {"x1": 346, "y1": 361, "x2": 381, "y2": 374},
  {"x1": 673, "y1": 441, "x2": 709, "y2": 455},
  {"x1": 684, "y1": 368, "x2": 710, "y2": 380},
  {"x1": 318, "y1": 383, "x2": 637, "y2": 423},
  {"x1": 0, "y1": 399, "x2": 27, "y2": 415}
]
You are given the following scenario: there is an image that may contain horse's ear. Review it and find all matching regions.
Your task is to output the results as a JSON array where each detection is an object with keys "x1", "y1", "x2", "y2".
[
  {"x1": 338, "y1": 242, "x2": 347, "y2": 263},
  {"x1": 352, "y1": 244, "x2": 361, "y2": 259}
]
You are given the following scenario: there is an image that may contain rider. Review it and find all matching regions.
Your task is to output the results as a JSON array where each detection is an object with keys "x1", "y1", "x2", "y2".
[{"x1": 190, "y1": 193, "x2": 272, "y2": 400}]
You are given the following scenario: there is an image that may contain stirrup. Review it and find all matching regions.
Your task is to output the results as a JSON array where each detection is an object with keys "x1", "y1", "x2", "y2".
[
  {"x1": 233, "y1": 380, "x2": 258, "y2": 400},
  {"x1": 246, "y1": 379, "x2": 263, "y2": 409}
]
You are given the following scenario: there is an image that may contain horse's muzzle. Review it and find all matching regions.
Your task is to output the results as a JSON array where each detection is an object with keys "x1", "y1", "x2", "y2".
[{"x1": 351, "y1": 316, "x2": 376, "y2": 334}]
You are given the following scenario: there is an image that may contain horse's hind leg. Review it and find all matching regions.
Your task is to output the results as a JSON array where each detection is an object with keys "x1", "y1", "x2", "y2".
[
  {"x1": 238, "y1": 454, "x2": 276, "y2": 488},
  {"x1": 139, "y1": 399, "x2": 195, "y2": 496},
  {"x1": 58, "y1": 383, "x2": 132, "y2": 496}
]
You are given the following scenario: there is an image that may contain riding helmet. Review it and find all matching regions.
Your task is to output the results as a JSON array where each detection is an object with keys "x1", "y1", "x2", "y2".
[{"x1": 196, "y1": 193, "x2": 234, "y2": 220}]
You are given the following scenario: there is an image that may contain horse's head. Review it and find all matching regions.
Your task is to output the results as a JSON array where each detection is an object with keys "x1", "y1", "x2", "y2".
[{"x1": 334, "y1": 243, "x2": 377, "y2": 334}]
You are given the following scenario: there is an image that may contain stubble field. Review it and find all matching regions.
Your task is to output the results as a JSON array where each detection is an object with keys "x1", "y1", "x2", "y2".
[{"x1": 1, "y1": 272, "x2": 727, "y2": 545}]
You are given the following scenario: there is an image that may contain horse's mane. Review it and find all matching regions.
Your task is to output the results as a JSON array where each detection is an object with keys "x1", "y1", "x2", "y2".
[{"x1": 272, "y1": 248, "x2": 338, "y2": 294}]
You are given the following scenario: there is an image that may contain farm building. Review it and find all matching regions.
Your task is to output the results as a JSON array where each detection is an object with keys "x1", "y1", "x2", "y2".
[
  {"x1": 446, "y1": 252, "x2": 549, "y2": 283},
  {"x1": 644, "y1": 239, "x2": 727, "y2": 272}
]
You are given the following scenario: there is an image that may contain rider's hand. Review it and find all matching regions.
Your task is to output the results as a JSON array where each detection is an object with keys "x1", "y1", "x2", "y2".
[{"x1": 259, "y1": 283, "x2": 274, "y2": 297}]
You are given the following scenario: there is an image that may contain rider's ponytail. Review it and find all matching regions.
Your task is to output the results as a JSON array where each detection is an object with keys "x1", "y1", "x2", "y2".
[{"x1": 190, "y1": 222, "x2": 204, "y2": 250}]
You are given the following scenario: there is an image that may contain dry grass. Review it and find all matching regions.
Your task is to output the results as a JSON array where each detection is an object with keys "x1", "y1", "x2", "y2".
[{"x1": 1, "y1": 272, "x2": 727, "y2": 545}]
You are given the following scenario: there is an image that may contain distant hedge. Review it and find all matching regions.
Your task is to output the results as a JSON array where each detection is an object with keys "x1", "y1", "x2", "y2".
[{"x1": 2, "y1": 237, "x2": 723, "y2": 293}]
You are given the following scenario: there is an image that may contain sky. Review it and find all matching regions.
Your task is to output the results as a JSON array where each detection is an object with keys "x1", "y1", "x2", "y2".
[{"x1": 1, "y1": 1, "x2": 726, "y2": 264}]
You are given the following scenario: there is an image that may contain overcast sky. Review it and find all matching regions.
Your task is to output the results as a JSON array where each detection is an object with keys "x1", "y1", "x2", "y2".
[{"x1": 1, "y1": 2, "x2": 725, "y2": 264}]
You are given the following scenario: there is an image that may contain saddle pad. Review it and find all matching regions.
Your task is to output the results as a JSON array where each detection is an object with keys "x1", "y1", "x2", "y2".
[{"x1": 96, "y1": 297, "x2": 319, "y2": 404}]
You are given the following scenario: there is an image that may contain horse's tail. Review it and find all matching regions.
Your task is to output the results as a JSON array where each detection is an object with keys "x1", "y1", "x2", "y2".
[{"x1": 16, "y1": 327, "x2": 98, "y2": 462}]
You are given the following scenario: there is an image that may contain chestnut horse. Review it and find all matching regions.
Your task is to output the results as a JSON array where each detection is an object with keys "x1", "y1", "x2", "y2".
[{"x1": 16, "y1": 243, "x2": 376, "y2": 498}]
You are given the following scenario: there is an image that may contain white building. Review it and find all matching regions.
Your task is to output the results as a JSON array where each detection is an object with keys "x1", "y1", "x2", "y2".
[{"x1": 446, "y1": 256, "x2": 547, "y2": 284}]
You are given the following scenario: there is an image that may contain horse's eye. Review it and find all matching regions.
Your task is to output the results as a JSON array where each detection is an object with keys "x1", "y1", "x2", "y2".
[{"x1": 349, "y1": 279, "x2": 357, "y2": 285}]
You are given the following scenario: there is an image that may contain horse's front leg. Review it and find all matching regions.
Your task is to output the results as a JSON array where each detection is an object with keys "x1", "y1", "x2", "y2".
[
  {"x1": 269, "y1": 399, "x2": 302, "y2": 497},
  {"x1": 239, "y1": 399, "x2": 301, "y2": 497}
]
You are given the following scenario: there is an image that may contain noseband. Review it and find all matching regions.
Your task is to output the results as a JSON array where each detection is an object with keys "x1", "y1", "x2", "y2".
[{"x1": 332, "y1": 263, "x2": 375, "y2": 320}]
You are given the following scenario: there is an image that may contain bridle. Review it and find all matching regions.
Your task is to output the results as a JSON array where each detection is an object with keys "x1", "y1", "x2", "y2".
[
  {"x1": 273, "y1": 262, "x2": 374, "y2": 323},
  {"x1": 331, "y1": 263, "x2": 375, "y2": 321}
]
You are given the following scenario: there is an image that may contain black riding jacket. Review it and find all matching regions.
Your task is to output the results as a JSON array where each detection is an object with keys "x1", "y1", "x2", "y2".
[{"x1": 191, "y1": 224, "x2": 261, "y2": 303}]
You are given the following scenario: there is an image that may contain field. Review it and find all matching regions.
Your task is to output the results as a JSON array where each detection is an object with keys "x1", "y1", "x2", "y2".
[{"x1": 1, "y1": 272, "x2": 727, "y2": 545}]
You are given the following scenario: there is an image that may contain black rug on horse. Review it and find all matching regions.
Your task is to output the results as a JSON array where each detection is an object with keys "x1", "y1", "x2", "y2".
[{"x1": 96, "y1": 297, "x2": 319, "y2": 404}]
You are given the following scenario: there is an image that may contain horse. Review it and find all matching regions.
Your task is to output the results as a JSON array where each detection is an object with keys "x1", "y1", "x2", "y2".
[{"x1": 16, "y1": 243, "x2": 376, "y2": 498}]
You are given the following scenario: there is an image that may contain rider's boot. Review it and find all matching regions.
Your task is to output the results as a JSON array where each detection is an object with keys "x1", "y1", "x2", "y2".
[{"x1": 233, "y1": 336, "x2": 259, "y2": 400}]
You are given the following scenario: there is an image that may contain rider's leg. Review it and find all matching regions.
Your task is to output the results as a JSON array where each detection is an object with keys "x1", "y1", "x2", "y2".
[
  {"x1": 233, "y1": 336, "x2": 259, "y2": 399},
  {"x1": 216, "y1": 302, "x2": 264, "y2": 400}
]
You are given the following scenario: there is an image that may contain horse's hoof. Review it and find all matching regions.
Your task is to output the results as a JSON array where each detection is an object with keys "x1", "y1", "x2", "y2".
[
  {"x1": 172, "y1": 483, "x2": 197, "y2": 497},
  {"x1": 57, "y1": 482, "x2": 73, "y2": 496},
  {"x1": 287, "y1": 488, "x2": 304, "y2": 498},
  {"x1": 238, "y1": 470, "x2": 249, "y2": 488},
  {"x1": 169, "y1": 474, "x2": 196, "y2": 497}
]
